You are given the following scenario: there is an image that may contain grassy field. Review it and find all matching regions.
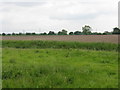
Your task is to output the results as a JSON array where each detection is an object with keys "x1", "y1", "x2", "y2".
[{"x1": 2, "y1": 41, "x2": 118, "y2": 88}]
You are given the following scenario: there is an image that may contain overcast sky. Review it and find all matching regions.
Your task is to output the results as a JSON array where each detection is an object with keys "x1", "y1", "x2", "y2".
[{"x1": 0, "y1": 0, "x2": 119, "y2": 33}]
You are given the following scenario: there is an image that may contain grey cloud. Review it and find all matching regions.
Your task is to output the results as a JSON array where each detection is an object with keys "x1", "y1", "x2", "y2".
[
  {"x1": 0, "y1": 2, "x2": 47, "y2": 13},
  {"x1": 1, "y1": 2, "x2": 47, "y2": 7},
  {"x1": 50, "y1": 9, "x2": 114, "y2": 21},
  {"x1": 50, "y1": 13, "x2": 103, "y2": 21}
]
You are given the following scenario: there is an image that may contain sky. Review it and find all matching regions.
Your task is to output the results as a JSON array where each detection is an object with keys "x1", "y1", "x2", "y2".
[{"x1": 0, "y1": 0, "x2": 119, "y2": 33}]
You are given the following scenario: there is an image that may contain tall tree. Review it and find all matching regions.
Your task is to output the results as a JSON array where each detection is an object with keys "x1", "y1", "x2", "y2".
[
  {"x1": 112, "y1": 27, "x2": 120, "y2": 34},
  {"x1": 58, "y1": 29, "x2": 67, "y2": 35},
  {"x1": 82, "y1": 25, "x2": 92, "y2": 35},
  {"x1": 61, "y1": 29, "x2": 67, "y2": 35}
]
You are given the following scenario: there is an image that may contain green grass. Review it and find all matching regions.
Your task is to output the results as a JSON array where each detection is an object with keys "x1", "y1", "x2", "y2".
[
  {"x1": 2, "y1": 40, "x2": 119, "y2": 51},
  {"x1": 2, "y1": 48, "x2": 118, "y2": 88}
]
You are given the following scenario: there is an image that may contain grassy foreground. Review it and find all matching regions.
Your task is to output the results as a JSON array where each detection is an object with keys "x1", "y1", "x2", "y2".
[{"x1": 2, "y1": 48, "x2": 118, "y2": 88}]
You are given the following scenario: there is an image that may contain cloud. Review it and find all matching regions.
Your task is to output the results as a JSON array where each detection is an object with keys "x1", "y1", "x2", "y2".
[
  {"x1": 50, "y1": 13, "x2": 99, "y2": 20},
  {"x1": 0, "y1": 0, "x2": 119, "y2": 33},
  {"x1": 1, "y1": 2, "x2": 47, "y2": 7}
]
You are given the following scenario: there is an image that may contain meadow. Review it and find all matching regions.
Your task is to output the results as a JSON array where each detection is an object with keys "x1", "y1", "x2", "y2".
[{"x1": 2, "y1": 40, "x2": 119, "y2": 88}]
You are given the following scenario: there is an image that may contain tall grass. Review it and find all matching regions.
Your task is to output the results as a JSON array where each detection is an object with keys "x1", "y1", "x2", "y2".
[
  {"x1": 2, "y1": 40, "x2": 119, "y2": 51},
  {"x1": 2, "y1": 48, "x2": 118, "y2": 88}
]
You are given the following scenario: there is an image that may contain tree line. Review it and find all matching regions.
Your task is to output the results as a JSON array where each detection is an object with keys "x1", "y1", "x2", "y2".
[{"x1": 1, "y1": 25, "x2": 120, "y2": 36}]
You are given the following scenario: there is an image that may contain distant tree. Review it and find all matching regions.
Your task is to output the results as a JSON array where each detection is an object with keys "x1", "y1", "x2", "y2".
[
  {"x1": 40, "y1": 32, "x2": 47, "y2": 35},
  {"x1": 58, "y1": 31, "x2": 62, "y2": 35},
  {"x1": 112, "y1": 27, "x2": 120, "y2": 34},
  {"x1": 7, "y1": 33, "x2": 11, "y2": 36},
  {"x1": 48, "y1": 31, "x2": 56, "y2": 35},
  {"x1": 91, "y1": 32, "x2": 98, "y2": 35},
  {"x1": 2, "y1": 33, "x2": 6, "y2": 36},
  {"x1": 19, "y1": 32, "x2": 23, "y2": 35},
  {"x1": 12, "y1": 33, "x2": 16, "y2": 35},
  {"x1": 43, "y1": 32, "x2": 47, "y2": 35},
  {"x1": 103, "y1": 32, "x2": 107, "y2": 35},
  {"x1": 58, "y1": 29, "x2": 67, "y2": 35},
  {"x1": 16, "y1": 33, "x2": 19, "y2": 35},
  {"x1": 69, "y1": 32, "x2": 74, "y2": 35},
  {"x1": 82, "y1": 25, "x2": 92, "y2": 35},
  {"x1": 91, "y1": 32, "x2": 102, "y2": 35},
  {"x1": 103, "y1": 31, "x2": 112, "y2": 35},
  {"x1": 42, "y1": 32, "x2": 47, "y2": 35},
  {"x1": 26, "y1": 32, "x2": 31, "y2": 35},
  {"x1": 31, "y1": 32, "x2": 36, "y2": 35},
  {"x1": 97, "y1": 33, "x2": 102, "y2": 35},
  {"x1": 74, "y1": 31, "x2": 81, "y2": 35},
  {"x1": 61, "y1": 29, "x2": 67, "y2": 35}
]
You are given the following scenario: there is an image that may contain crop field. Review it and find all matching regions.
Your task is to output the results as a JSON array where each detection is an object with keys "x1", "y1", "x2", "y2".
[
  {"x1": 2, "y1": 35, "x2": 119, "y2": 44},
  {"x1": 2, "y1": 40, "x2": 119, "y2": 88}
]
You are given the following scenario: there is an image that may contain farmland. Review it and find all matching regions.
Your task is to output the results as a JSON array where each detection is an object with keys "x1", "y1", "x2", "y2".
[
  {"x1": 2, "y1": 40, "x2": 119, "y2": 88},
  {"x1": 2, "y1": 35, "x2": 119, "y2": 44}
]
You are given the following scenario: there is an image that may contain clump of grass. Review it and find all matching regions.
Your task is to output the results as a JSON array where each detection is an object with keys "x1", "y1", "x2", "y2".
[
  {"x1": 66, "y1": 77, "x2": 74, "y2": 84},
  {"x1": 9, "y1": 59, "x2": 16, "y2": 63},
  {"x1": 2, "y1": 70, "x2": 22, "y2": 80},
  {"x1": 35, "y1": 50, "x2": 39, "y2": 53},
  {"x1": 100, "y1": 60, "x2": 110, "y2": 64}
]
